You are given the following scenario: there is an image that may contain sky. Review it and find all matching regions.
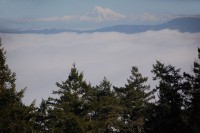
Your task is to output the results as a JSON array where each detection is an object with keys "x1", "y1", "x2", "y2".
[
  {"x1": 0, "y1": 0, "x2": 200, "y2": 105},
  {"x1": 1, "y1": 0, "x2": 200, "y2": 29},
  {"x1": 1, "y1": 30, "x2": 199, "y2": 105}
]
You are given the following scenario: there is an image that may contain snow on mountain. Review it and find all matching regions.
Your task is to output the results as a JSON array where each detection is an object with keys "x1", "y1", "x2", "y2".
[
  {"x1": 80, "y1": 6, "x2": 126, "y2": 22},
  {"x1": 1, "y1": 17, "x2": 200, "y2": 34}
]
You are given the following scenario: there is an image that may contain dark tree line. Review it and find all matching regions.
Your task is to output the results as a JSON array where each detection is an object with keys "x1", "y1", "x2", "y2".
[{"x1": 0, "y1": 39, "x2": 200, "y2": 133}]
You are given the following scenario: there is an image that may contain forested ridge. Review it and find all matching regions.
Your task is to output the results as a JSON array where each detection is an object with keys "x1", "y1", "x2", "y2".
[{"x1": 0, "y1": 38, "x2": 200, "y2": 133}]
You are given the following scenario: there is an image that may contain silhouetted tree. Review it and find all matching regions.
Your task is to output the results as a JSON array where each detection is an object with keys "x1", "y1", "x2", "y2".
[
  {"x1": 0, "y1": 39, "x2": 36, "y2": 132},
  {"x1": 183, "y1": 48, "x2": 200, "y2": 133},
  {"x1": 94, "y1": 77, "x2": 122, "y2": 132},
  {"x1": 114, "y1": 66, "x2": 154, "y2": 133},
  {"x1": 146, "y1": 61, "x2": 187, "y2": 133},
  {"x1": 46, "y1": 64, "x2": 93, "y2": 132}
]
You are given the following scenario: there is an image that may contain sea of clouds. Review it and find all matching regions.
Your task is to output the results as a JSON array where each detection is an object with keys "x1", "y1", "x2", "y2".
[{"x1": 0, "y1": 29, "x2": 199, "y2": 105}]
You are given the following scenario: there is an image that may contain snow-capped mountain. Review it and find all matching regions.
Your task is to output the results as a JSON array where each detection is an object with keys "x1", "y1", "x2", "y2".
[
  {"x1": 80, "y1": 6, "x2": 126, "y2": 22},
  {"x1": 0, "y1": 17, "x2": 200, "y2": 34}
]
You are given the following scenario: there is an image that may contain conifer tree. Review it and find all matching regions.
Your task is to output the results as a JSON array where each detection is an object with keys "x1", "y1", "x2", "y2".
[
  {"x1": 0, "y1": 39, "x2": 36, "y2": 132},
  {"x1": 114, "y1": 66, "x2": 154, "y2": 133},
  {"x1": 183, "y1": 48, "x2": 200, "y2": 133},
  {"x1": 94, "y1": 77, "x2": 121, "y2": 133},
  {"x1": 35, "y1": 99, "x2": 49, "y2": 132},
  {"x1": 190, "y1": 48, "x2": 200, "y2": 133},
  {"x1": 46, "y1": 64, "x2": 93, "y2": 132},
  {"x1": 146, "y1": 61, "x2": 187, "y2": 133}
]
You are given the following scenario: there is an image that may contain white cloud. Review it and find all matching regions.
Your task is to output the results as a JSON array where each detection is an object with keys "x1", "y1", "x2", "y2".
[
  {"x1": 129, "y1": 13, "x2": 180, "y2": 23},
  {"x1": 29, "y1": 10, "x2": 180, "y2": 24},
  {"x1": 1, "y1": 30, "x2": 199, "y2": 105},
  {"x1": 22, "y1": 12, "x2": 179, "y2": 26},
  {"x1": 26, "y1": 6, "x2": 127, "y2": 23},
  {"x1": 4, "y1": 6, "x2": 196, "y2": 26},
  {"x1": 35, "y1": 15, "x2": 77, "y2": 22}
]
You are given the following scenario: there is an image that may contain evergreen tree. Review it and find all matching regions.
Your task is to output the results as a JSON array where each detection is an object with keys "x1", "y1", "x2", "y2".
[
  {"x1": 146, "y1": 61, "x2": 187, "y2": 133},
  {"x1": 183, "y1": 48, "x2": 200, "y2": 133},
  {"x1": 46, "y1": 64, "x2": 93, "y2": 132},
  {"x1": 114, "y1": 66, "x2": 154, "y2": 133},
  {"x1": 35, "y1": 99, "x2": 49, "y2": 132},
  {"x1": 94, "y1": 77, "x2": 121, "y2": 133},
  {"x1": 190, "y1": 48, "x2": 200, "y2": 133},
  {"x1": 0, "y1": 39, "x2": 36, "y2": 132}
]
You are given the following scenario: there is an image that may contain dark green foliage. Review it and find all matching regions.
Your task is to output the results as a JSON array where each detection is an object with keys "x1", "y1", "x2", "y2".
[
  {"x1": 0, "y1": 39, "x2": 36, "y2": 132},
  {"x1": 145, "y1": 61, "x2": 189, "y2": 133},
  {"x1": 183, "y1": 48, "x2": 200, "y2": 133},
  {"x1": 35, "y1": 99, "x2": 49, "y2": 132},
  {"x1": 0, "y1": 39, "x2": 16, "y2": 91},
  {"x1": 190, "y1": 51, "x2": 200, "y2": 133},
  {"x1": 93, "y1": 78, "x2": 122, "y2": 132},
  {"x1": 46, "y1": 64, "x2": 93, "y2": 132},
  {"x1": 1, "y1": 37, "x2": 200, "y2": 133},
  {"x1": 189, "y1": 48, "x2": 200, "y2": 133},
  {"x1": 114, "y1": 66, "x2": 154, "y2": 133}
]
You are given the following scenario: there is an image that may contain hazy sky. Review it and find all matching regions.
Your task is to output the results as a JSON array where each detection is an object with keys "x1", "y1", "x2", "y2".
[
  {"x1": 1, "y1": 0, "x2": 200, "y2": 29},
  {"x1": 1, "y1": 30, "x2": 199, "y2": 105},
  {"x1": 0, "y1": 0, "x2": 200, "y2": 105}
]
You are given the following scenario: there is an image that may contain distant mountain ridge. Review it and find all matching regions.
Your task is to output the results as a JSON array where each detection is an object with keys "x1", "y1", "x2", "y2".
[
  {"x1": 1, "y1": 17, "x2": 200, "y2": 34},
  {"x1": 86, "y1": 17, "x2": 200, "y2": 34}
]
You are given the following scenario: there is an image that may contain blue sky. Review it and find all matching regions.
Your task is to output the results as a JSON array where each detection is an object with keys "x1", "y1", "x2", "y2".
[
  {"x1": 0, "y1": 0, "x2": 200, "y2": 105},
  {"x1": 1, "y1": 0, "x2": 200, "y2": 29}
]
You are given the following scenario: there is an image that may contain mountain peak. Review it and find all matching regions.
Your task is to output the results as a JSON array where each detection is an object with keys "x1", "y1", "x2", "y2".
[
  {"x1": 83, "y1": 6, "x2": 126, "y2": 22},
  {"x1": 93, "y1": 6, "x2": 126, "y2": 19}
]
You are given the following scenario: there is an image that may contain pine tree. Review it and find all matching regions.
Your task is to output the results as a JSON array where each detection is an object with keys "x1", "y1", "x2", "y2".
[
  {"x1": 183, "y1": 48, "x2": 200, "y2": 133},
  {"x1": 0, "y1": 38, "x2": 36, "y2": 132},
  {"x1": 35, "y1": 99, "x2": 49, "y2": 132},
  {"x1": 146, "y1": 61, "x2": 187, "y2": 133},
  {"x1": 114, "y1": 66, "x2": 154, "y2": 133},
  {"x1": 190, "y1": 48, "x2": 200, "y2": 133},
  {"x1": 46, "y1": 64, "x2": 93, "y2": 132},
  {"x1": 94, "y1": 77, "x2": 121, "y2": 133}
]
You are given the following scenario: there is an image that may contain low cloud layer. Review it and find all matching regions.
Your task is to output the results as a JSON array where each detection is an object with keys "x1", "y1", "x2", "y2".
[
  {"x1": 1, "y1": 30, "x2": 199, "y2": 105},
  {"x1": 23, "y1": 11, "x2": 178, "y2": 23}
]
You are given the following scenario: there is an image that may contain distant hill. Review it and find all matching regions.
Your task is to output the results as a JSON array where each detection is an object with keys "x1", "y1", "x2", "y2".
[
  {"x1": 84, "y1": 17, "x2": 200, "y2": 34},
  {"x1": 1, "y1": 17, "x2": 200, "y2": 34}
]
